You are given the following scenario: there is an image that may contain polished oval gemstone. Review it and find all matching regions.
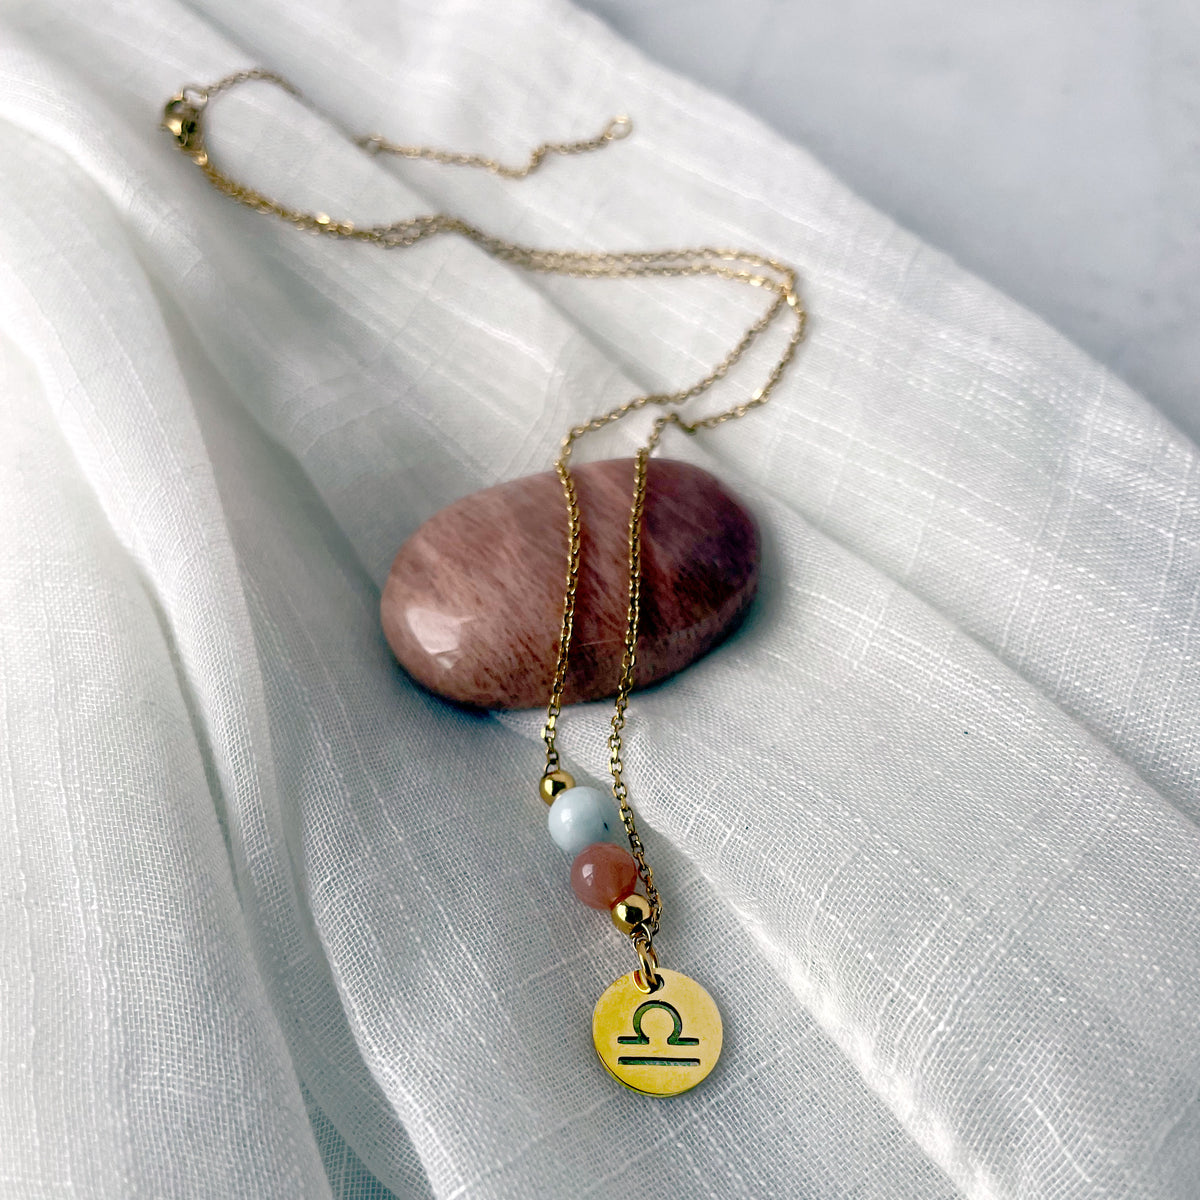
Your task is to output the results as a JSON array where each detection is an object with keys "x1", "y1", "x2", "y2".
[
  {"x1": 547, "y1": 786, "x2": 618, "y2": 856},
  {"x1": 571, "y1": 842, "x2": 639, "y2": 910},
  {"x1": 381, "y1": 458, "x2": 759, "y2": 709}
]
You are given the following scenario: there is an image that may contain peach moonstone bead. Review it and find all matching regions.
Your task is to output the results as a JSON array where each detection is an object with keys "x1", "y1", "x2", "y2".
[{"x1": 571, "y1": 842, "x2": 640, "y2": 910}]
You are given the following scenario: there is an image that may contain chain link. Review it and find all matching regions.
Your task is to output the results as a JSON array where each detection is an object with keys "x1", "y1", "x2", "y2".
[{"x1": 164, "y1": 71, "x2": 807, "y2": 951}]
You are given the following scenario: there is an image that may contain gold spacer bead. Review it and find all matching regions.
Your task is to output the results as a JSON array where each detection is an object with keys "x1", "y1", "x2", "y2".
[
  {"x1": 610, "y1": 892, "x2": 652, "y2": 936},
  {"x1": 538, "y1": 769, "x2": 575, "y2": 806}
]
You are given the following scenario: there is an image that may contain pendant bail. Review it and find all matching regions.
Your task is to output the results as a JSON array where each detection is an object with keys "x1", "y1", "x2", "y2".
[{"x1": 632, "y1": 930, "x2": 662, "y2": 993}]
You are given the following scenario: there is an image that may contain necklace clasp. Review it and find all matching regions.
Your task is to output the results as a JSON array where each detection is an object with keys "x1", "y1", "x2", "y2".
[{"x1": 162, "y1": 90, "x2": 209, "y2": 162}]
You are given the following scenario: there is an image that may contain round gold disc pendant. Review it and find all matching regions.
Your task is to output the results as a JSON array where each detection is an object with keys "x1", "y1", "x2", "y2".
[{"x1": 592, "y1": 968, "x2": 722, "y2": 1097}]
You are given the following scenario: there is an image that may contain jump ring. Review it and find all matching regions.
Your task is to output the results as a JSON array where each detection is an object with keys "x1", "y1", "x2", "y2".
[{"x1": 632, "y1": 934, "x2": 661, "y2": 993}]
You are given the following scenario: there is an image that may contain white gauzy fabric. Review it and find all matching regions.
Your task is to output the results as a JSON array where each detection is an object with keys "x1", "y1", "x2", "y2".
[{"x1": 0, "y1": 1, "x2": 1197, "y2": 1197}]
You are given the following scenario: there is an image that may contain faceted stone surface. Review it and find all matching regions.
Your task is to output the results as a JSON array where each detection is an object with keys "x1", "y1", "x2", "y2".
[
  {"x1": 380, "y1": 458, "x2": 760, "y2": 709},
  {"x1": 570, "y1": 842, "x2": 639, "y2": 910}
]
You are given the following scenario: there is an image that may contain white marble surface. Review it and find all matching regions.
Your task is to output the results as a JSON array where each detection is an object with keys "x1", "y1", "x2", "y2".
[{"x1": 579, "y1": 0, "x2": 1200, "y2": 441}]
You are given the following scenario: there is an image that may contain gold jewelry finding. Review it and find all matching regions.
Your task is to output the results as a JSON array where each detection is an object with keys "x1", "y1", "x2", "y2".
[
  {"x1": 610, "y1": 892, "x2": 653, "y2": 936},
  {"x1": 538, "y1": 769, "x2": 576, "y2": 806}
]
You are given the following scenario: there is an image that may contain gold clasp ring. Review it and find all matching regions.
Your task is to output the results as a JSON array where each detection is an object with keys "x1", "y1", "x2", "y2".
[
  {"x1": 632, "y1": 932, "x2": 662, "y2": 993},
  {"x1": 603, "y1": 115, "x2": 633, "y2": 141},
  {"x1": 162, "y1": 88, "x2": 209, "y2": 162}
]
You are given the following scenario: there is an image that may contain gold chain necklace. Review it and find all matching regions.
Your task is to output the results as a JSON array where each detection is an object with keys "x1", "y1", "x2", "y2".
[{"x1": 164, "y1": 71, "x2": 806, "y2": 1097}]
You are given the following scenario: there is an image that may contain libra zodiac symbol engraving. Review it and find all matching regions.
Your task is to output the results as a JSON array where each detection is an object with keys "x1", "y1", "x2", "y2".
[{"x1": 616, "y1": 1000, "x2": 701, "y2": 1067}]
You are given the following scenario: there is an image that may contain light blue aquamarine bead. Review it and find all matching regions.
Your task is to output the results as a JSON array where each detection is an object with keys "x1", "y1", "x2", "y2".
[{"x1": 547, "y1": 786, "x2": 618, "y2": 856}]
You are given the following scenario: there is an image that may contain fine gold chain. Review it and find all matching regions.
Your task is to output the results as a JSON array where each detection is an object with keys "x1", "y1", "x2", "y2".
[{"x1": 163, "y1": 70, "x2": 807, "y2": 967}]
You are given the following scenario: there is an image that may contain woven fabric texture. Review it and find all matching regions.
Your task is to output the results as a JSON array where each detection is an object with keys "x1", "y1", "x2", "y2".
[{"x1": 0, "y1": 1, "x2": 1197, "y2": 1197}]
